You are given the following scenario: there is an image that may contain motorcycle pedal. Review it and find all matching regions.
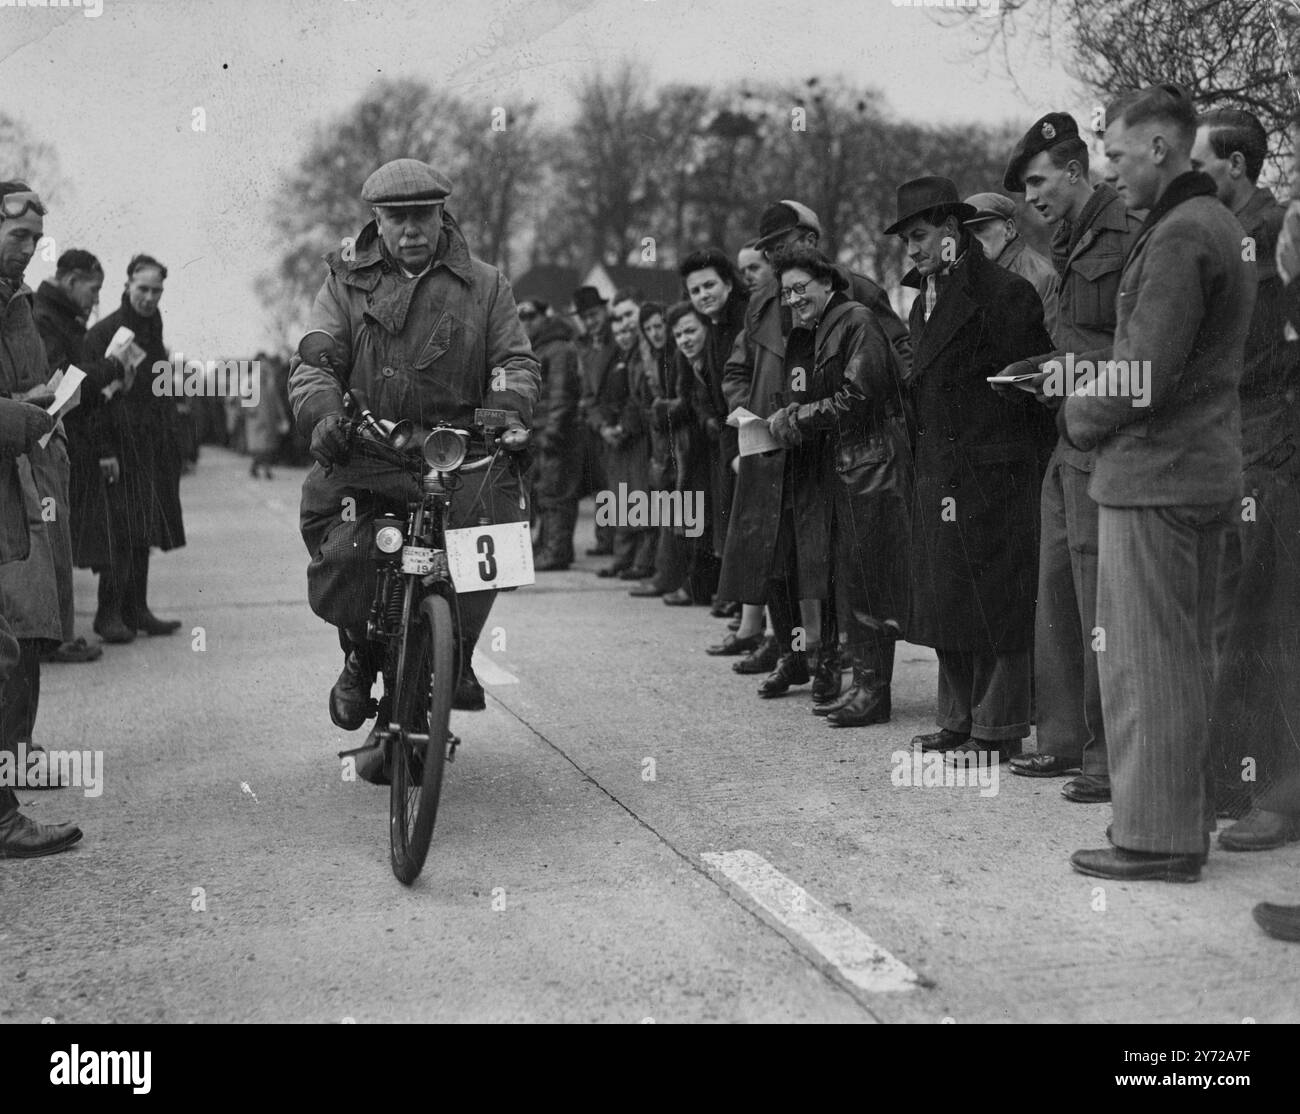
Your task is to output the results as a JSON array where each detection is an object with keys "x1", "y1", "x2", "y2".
[{"x1": 446, "y1": 731, "x2": 461, "y2": 763}]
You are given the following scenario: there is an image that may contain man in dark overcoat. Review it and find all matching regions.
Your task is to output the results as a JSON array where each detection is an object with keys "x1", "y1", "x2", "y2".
[{"x1": 888, "y1": 176, "x2": 1056, "y2": 767}]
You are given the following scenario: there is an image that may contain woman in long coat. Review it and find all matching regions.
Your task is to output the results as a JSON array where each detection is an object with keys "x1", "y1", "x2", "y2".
[
  {"x1": 679, "y1": 249, "x2": 748, "y2": 610},
  {"x1": 764, "y1": 248, "x2": 913, "y2": 726},
  {"x1": 80, "y1": 254, "x2": 185, "y2": 640}
]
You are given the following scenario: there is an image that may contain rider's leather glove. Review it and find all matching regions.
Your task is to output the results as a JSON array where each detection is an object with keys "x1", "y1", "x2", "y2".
[
  {"x1": 310, "y1": 414, "x2": 351, "y2": 468},
  {"x1": 500, "y1": 421, "x2": 530, "y2": 453}
]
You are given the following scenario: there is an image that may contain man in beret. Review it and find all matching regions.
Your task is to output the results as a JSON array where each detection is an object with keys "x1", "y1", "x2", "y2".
[
  {"x1": 998, "y1": 111, "x2": 1141, "y2": 806},
  {"x1": 289, "y1": 159, "x2": 539, "y2": 739},
  {"x1": 963, "y1": 192, "x2": 1058, "y2": 329},
  {"x1": 887, "y1": 175, "x2": 1056, "y2": 768}
]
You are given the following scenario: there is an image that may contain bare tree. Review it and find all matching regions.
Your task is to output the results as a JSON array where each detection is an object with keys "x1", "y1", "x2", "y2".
[
  {"x1": 0, "y1": 113, "x2": 64, "y2": 204},
  {"x1": 945, "y1": 0, "x2": 1300, "y2": 174}
]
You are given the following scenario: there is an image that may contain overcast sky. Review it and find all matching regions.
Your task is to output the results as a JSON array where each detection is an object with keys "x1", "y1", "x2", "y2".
[{"x1": 1, "y1": 0, "x2": 1081, "y2": 356}]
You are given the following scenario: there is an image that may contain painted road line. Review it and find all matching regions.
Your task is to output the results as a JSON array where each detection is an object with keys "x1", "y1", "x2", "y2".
[
  {"x1": 700, "y1": 849, "x2": 920, "y2": 994},
  {"x1": 473, "y1": 650, "x2": 518, "y2": 687}
]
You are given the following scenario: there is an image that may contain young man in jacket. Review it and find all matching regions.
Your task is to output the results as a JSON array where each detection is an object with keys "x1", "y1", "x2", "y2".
[{"x1": 1064, "y1": 85, "x2": 1255, "y2": 883}]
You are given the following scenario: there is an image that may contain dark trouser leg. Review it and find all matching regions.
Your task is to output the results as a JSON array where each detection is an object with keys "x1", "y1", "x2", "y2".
[
  {"x1": 1099, "y1": 503, "x2": 1228, "y2": 855},
  {"x1": 0, "y1": 613, "x2": 21, "y2": 823},
  {"x1": 936, "y1": 649, "x2": 974, "y2": 735},
  {"x1": 652, "y1": 526, "x2": 686, "y2": 593},
  {"x1": 0, "y1": 640, "x2": 41, "y2": 804},
  {"x1": 631, "y1": 527, "x2": 656, "y2": 573},
  {"x1": 456, "y1": 589, "x2": 497, "y2": 656},
  {"x1": 1035, "y1": 456, "x2": 1105, "y2": 772},
  {"x1": 118, "y1": 545, "x2": 139, "y2": 630},
  {"x1": 537, "y1": 445, "x2": 581, "y2": 564},
  {"x1": 767, "y1": 504, "x2": 799, "y2": 653},
  {"x1": 1210, "y1": 451, "x2": 1300, "y2": 817},
  {"x1": 968, "y1": 650, "x2": 1031, "y2": 743}
]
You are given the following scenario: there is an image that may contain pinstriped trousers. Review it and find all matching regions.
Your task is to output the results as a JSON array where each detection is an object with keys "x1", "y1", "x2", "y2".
[{"x1": 1096, "y1": 502, "x2": 1233, "y2": 855}]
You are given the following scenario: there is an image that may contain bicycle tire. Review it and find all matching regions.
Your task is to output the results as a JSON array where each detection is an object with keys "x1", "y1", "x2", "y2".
[{"x1": 389, "y1": 593, "x2": 454, "y2": 884}]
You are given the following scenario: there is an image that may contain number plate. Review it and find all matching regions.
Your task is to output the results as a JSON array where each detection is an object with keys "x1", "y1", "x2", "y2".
[
  {"x1": 445, "y1": 522, "x2": 535, "y2": 590},
  {"x1": 401, "y1": 545, "x2": 436, "y2": 575}
]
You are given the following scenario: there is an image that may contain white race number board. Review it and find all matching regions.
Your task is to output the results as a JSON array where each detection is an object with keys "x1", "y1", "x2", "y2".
[{"x1": 445, "y1": 522, "x2": 535, "y2": 591}]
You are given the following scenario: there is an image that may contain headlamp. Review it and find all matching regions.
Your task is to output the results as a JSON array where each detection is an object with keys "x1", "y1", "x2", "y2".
[{"x1": 423, "y1": 427, "x2": 468, "y2": 472}]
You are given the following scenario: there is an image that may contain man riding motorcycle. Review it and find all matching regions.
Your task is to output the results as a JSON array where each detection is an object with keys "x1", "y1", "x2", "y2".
[{"x1": 288, "y1": 159, "x2": 539, "y2": 740}]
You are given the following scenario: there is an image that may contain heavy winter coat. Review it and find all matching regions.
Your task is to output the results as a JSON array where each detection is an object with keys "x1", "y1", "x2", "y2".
[
  {"x1": 81, "y1": 293, "x2": 187, "y2": 565},
  {"x1": 904, "y1": 240, "x2": 1056, "y2": 654},
  {"x1": 289, "y1": 213, "x2": 540, "y2": 629},
  {"x1": 778, "y1": 293, "x2": 912, "y2": 611},
  {"x1": 0, "y1": 282, "x2": 73, "y2": 641}
]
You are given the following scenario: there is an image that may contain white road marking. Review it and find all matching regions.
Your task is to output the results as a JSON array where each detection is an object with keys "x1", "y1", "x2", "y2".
[
  {"x1": 472, "y1": 650, "x2": 518, "y2": 687},
  {"x1": 700, "y1": 849, "x2": 919, "y2": 994}
]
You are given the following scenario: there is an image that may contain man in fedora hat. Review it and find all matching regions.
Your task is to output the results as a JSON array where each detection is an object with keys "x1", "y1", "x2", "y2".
[
  {"x1": 289, "y1": 158, "x2": 539, "y2": 740},
  {"x1": 887, "y1": 175, "x2": 1055, "y2": 768},
  {"x1": 963, "y1": 191, "x2": 1058, "y2": 327}
]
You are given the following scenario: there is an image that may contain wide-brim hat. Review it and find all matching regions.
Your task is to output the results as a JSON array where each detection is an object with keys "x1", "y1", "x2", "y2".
[
  {"x1": 570, "y1": 286, "x2": 608, "y2": 314},
  {"x1": 883, "y1": 176, "x2": 977, "y2": 236}
]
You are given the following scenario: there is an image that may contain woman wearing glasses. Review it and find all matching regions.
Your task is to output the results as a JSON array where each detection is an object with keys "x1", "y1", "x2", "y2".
[{"x1": 763, "y1": 247, "x2": 912, "y2": 726}]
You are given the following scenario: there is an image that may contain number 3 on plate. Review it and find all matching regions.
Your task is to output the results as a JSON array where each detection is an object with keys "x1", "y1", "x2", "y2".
[{"x1": 476, "y1": 533, "x2": 497, "y2": 581}]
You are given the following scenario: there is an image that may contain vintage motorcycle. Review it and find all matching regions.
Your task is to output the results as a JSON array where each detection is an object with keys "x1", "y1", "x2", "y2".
[{"x1": 298, "y1": 332, "x2": 533, "y2": 884}]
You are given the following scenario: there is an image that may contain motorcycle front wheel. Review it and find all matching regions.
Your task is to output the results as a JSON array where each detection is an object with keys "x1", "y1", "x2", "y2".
[{"x1": 389, "y1": 592, "x2": 454, "y2": 884}]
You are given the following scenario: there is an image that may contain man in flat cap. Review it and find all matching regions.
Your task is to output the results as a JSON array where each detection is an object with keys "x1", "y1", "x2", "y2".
[
  {"x1": 997, "y1": 111, "x2": 1140, "y2": 806},
  {"x1": 963, "y1": 192, "x2": 1058, "y2": 328},
  {"x1": 290, "y1": 158, "x2": 539, "y2": 739},
  {"x1": 887, "y1": 175, "x2": 1056, "y2": 768}
]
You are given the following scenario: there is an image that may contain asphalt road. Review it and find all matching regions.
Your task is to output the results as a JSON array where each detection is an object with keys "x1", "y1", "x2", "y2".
[{"x1": 3, "y1": 447, "x2": 1297, "y2": 1023}]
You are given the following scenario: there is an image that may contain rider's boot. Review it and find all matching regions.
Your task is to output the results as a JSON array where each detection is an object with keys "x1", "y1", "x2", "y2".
[{"x1": 330, "y1": 636, "x2": 378, "y2": 730}]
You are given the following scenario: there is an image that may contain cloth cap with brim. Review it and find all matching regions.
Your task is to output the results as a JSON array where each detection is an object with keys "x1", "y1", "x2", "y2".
[
  {"x1": 962, "y1": 192, "x2": 1018, "y2": 225},
  {"x1": 883, "y1": 176, "x2": 977, "y2": 236},
  {"x1": 1002, "y1": 111, "x2": 1081, "y2": 192},
  {"x1": 754, "y1": 199, "x2": 822, "y2": 250},
  {"x1": 570, "y1": 286, "x2": 608, "y2": 314},
  {"x1": 361, "y1": 159, "x2": 453, "y2": 206}
]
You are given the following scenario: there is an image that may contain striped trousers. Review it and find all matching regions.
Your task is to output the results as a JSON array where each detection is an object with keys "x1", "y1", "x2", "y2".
[{"x1": 1097, "y1": 501, "x2": 1234, "y2": 855}]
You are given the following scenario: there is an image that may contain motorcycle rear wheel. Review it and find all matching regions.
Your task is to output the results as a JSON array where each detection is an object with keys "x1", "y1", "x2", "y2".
[{"x1": 389, "y1": 593, "x2": 454, "y2": 884}]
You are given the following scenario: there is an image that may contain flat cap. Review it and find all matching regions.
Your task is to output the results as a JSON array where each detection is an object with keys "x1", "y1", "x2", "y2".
[
  {"x1": 754, "y1": 200, "x2": 822, "y2": 250},
  {"x1": 1003, "y1": 111, "x2": 1081, "y2": 192},
  {"x1": 361, "y1": 159, "x2": 453, "y2": 206},
  {"x1": 963, "y1": 192, "x2": 1017, "y2": 225}
]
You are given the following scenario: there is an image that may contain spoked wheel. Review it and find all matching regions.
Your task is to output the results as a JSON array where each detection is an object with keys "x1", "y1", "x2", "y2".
[{"x1": 389, "y1": 593, "x2": 454, "y2": 884}]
